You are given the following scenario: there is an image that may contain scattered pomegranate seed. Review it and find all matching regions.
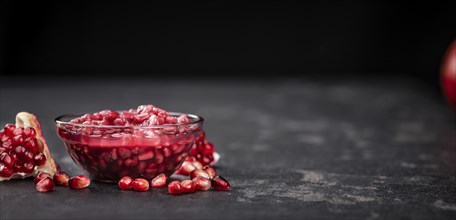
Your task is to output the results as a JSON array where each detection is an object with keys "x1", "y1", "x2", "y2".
[
  {"x1": 53, "y1": 172, "x2": 70, "y2": 186},
  {"x1": 190, "y1": 169, "x2": 210, "y2": 180},
  {"x1": 203, "y1": 166, "x2": 217, "y2": 179},
  {"x1": 193, "y1": 176, "x2": 211, "y2": 191},
  {"x1": 132, "y1": 178, "x2": 149, "y2": 191},
  {"x1": 35, "y1": 177, "x2": 54, "y2": 192},
  {"x1": 179, "y1": 161, "x2": 196, "y2": 175},
  {"x1": 118, "y1": 176, "x2": 133, "y2": 190},
  {"x1": 34, "y1": 172, "x2": 52, "y2": 184},
  {"x1": 180, "y1": 180, "x2": 196, "y2": 193},
  {"x1": 168, "y1": 181, "x2": 182, "y2": 195},
  {"x1": 69, "y1": 175, "x2": 91, "y2": 189},
  {"x1": 151, "y1": 174, "x2": 167, "y2": 188},
  {"x1": 211, "y1": 176, "x2": 230, "y2": 191},
  {"x1": 192, "y1": 161, "x2": 203, "y2": 170}
]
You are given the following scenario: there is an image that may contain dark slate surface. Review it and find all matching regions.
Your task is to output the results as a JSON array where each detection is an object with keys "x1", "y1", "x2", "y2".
[{"x1": 1, "y1": 76, "x2": 455, "y2": 220}]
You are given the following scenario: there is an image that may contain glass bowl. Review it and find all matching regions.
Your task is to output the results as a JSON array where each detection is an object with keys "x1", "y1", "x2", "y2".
[{"x1": 55, "y1": 112, "x2": 204, "y2": 183}]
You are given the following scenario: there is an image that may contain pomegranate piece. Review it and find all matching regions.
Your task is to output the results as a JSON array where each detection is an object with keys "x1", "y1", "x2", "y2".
[
  {"x1": 193, "y1": 176, "x2": 211, "y2": 191},
  {"x1": 53, "y1": 171, "x2": 70, "y2": 186},
  {"x1": 151, "y1": 173, "x2": 167, "y2": 188},
  {"x1": 180, "y1": 180, "x2": 196, "y2": 193},
  {"x1": 118, "y1": 176, "x2": 133, "y2": 190},
  {"x1": 0, "y1": 112, "x2": 58, "y2": 181},
  {"x1": 190, "y1": 169, "x2": 210, "y2": 180},
  {"x1": 203, "y1": 166, "x2": 217, "y2": 180},
  {"x1": 211, "y1": 176, "x2": 230, "y2": 191},
  {"x1": 69, "y1": 175, "x2": 91, "y2": 189},
  {"x1": 34, "y1": 172, "x2": 52, "y2": 184},
  {"x1": 35, "y1": 177, "x2": 54, "y2": 192},
  {"x1": 168, "y1": 181, "x2": 182, "y2": 195},
  {"x1": 132, "y1": 178, "x2": 149, "y2": 192}
]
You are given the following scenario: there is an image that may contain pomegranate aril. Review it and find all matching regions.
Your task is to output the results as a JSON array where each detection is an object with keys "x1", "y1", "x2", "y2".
[
  {"x1": 35, "y1": 177, "x2": 54, "y2": 192},
  {"x1": 0, "y1": 153, "x2": 15, "y2": 167},
  {"x1": 192, "y1": 161, "x2": 203, "y2": 170},
  {"x1": 190, "y1": 169, "x2": 210, "y2": 180},
  {"x1": 168, "y1": 181, "x2": 182, "y2": 195},
  {"x1": 12, "y1": 135, "x2": 24, "y2": 147},
  {"x1": 69, "y1": 175, "x2": 91, "y2": 189},
  {"x1": 23, "y1": 163, "x2": 34, "y2": 173},
  {"x1": 181, "y1": 180, "x2": 196, "y2": 193},
  {"x1": 24, "y1": 151, "x2": 35, "y2": 163},
  {"x1": 14, "y1": 146, "x2": 26, "y2": 156},
  {"x1": 13, "y1": 127, "x2": 24, "y2": 136},
  {"x1": 54, "y1": 172, "x2": 70, "y2": 186},
  {"x1": 0, "y1": 166, "x2": 13, "y2": 178},
  {"x1": 4, "y1": 124, "x2": 16, "y2": 136},
  {"x1": 151, "y1": 173, "x2": 167, "y2": 188},
  {"x1": 203, "y1": 166, "x2": 217, "y2": 179},
  {"x1": 34, "y1": 153, "x2": 47, "y2": 166},
  {"x1": 34, "y1": 172, "x2": 52, "y2": 184},
  {"x1": 211, "y1": 176, "x2": 231, "y2": 191},
  {"x1": 24, "y1": 138, "x2": 39, "y2": 154},
  {"x1": 179, "y1": 162, "x2": 196, "y2": 175},
  {"x1": 118, "y1": 176, "x2": 133, "y2": 190},
  {"x1": 23, "y1": 127, "x2": 36, "y2": 138},
  {"x1": 132, "y1": 178, "x2": 149, "y2": 191},
  {"x1": 193, "y1": 176, "x2": 211, "y2": 191}
]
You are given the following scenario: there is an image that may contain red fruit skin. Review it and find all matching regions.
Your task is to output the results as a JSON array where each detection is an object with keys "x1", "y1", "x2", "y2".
[{"x1": 441, "y1": 39, "x2": 456, "y2": 110}]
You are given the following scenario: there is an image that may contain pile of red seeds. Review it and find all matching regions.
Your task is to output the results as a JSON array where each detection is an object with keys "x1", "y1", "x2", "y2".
[
  {"x1": 118, "y1": 162, "x2": 230, "y2": 195},
  {"x1": 0, "y1": 125, "x2": 47, "y2": 178}
]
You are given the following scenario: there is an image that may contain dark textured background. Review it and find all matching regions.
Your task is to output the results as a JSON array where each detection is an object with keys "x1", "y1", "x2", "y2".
[
  {"x1": 1, "y1": 1, "x2": 456, "y2": 220},
  {"x1": 1, "y1": 76, "x2": 456, "y2": 220}
]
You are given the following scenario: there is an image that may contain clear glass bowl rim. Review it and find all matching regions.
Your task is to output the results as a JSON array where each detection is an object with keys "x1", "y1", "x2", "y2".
[{"x1": 55, "y1": 112, "x2": 204, "y2": 129}]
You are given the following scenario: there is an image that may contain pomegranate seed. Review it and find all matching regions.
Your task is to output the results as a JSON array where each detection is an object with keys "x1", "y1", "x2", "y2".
[
  {"x1": 14, "y1": 145, "x2": 26, "y2": 155},
  {"x1": 54, "y1": 172, "x2": 70, "y2": 186},
  {"x1": 12, "y1": 135, "x2": 24, "y2": 147},
  {"x1": 23, "y1": 127, "x2": 36, "y2": 138},
  {"x1": 0, "y1": 153, "x2": 15, "y2": 167},
  {"x1": 151, "y1": 174, "x2": 167, "y2": 188},
  {"x1": 203, "y1": 166, "x2": 217, "y2": 179},
  {"x1": 193, "y1": 176, "x2": 211, "y2": 191},
  {"x1": 211, "y1": 176, "x2": 231, "y2": 191},
  {"x1": 190, "y1": 169, "x2": 210, "y2": 180},
  {"x1": 132, "y1": 178, "x2": 149, "y2": 191},
  {"x1": 24, "y1": 138, "x2": 39, "y2": 154},
  {"x1": 192, "y1": 161, "x2": 203, "y2": 170},
  {"x1": 4, "y1": 124, "x2": 16, "y2": 136},
  {"x1": 180, "y1": 180, "x2": 196, "y2": 193},
  {"x1": 34, "y1": 153, "x2": 47, "y2": 166},
  {"x1": 23, "y1": 163, "x2": 34, "y2": 173},
  {"x1": 118, "y1": 176, "x2": 133, "y2": 190},
  {"x1": 34, "y1": 172, "x2": 52, "y2": 184},
  {"x1": 35, "y1": 177, "x2": 54, "y2": 192},
  {"x1": 179, "y1": 162, "x2": 196, "y2": 175},
  {"x1": 0, "y1": 166, "x2": 13, "y2": 178},
  {"x1": 13, "y1": 127, "x2": 23, "y2": 136},
  {"x1": 24, "y1": 151, "x2": 35, "y2": 163},
  {"x1": 168, "y1": 181, "x2": 182, "y2": 195},
  {"x1": 69, "y1": 175, "x2": 91, "y2": 189},
  {"x1": 177, "y1": 114, "x2": 189, "y2": 124}
]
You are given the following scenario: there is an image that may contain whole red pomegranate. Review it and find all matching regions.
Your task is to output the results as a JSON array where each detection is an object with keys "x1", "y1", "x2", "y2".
[{"x1": 441, "y1": 39, "x2": 456, "y2": 111}]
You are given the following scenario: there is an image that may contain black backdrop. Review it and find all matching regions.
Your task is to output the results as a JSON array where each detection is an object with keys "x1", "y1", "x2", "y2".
[{"x1": 1, "y1": 1, "x2": 455, "y2": 83}]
